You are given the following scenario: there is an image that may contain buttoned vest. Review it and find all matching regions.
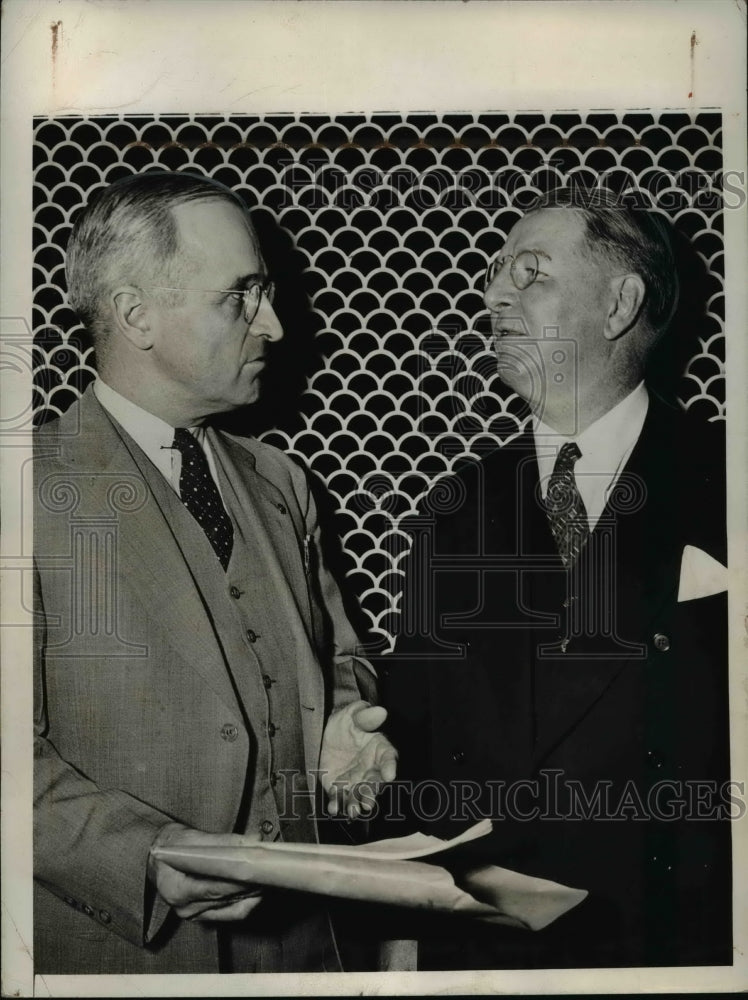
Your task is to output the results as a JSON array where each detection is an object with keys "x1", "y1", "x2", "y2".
[{"x1": 118, "y1": 428, "x2": 337, "y2": 972}]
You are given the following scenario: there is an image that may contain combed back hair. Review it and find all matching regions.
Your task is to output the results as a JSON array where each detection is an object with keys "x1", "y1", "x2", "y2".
[
  {"x1": 530, "y1": 186, "x2": 679, "y2": 334},
  {"x1": 66, "y1": 171, "x2": 248, "y2": 340}
]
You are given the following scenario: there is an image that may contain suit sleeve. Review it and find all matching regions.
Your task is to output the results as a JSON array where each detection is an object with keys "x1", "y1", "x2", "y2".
[
  {"x1": 288, "y1": 458, "x2": 378, "y2": 709},
  {"x1": 33, "y1": 562, "x2": 173, "y2": 948}
]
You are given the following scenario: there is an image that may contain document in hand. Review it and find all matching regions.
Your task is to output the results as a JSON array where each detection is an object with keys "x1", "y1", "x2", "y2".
[{"x1": 152, "y1": 820, "x2": 587, "y2": 931}]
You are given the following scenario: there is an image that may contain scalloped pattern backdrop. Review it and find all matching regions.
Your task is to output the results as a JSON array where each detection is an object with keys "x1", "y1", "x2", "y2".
[{"x1": 32, "y1": 113, "x2": 725, "y2": 648}]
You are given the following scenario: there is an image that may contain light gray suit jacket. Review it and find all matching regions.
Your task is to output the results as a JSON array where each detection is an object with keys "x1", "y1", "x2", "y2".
[{"x1": 33, "y1": 387, "x2": 377, "y2": 973}]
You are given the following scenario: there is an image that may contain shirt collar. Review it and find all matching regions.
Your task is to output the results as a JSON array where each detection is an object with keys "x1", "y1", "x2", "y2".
[
  {"x1": 532, "y1": 382, "x2": 649, "y2": 528},
  {"x1": 93, "y1": 378, "x2": 186, "y2": 488},
  {"x1": 533, "y1": 381, "x2": 648, "y2": 462},
  {"x1": 93, "y1": 380, "x2": 217, "y2": 497}
]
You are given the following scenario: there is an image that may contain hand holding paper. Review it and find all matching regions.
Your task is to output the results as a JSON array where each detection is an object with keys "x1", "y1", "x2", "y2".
[
  {"x1": 319, "y1": 700, "x2": 398, "y2": 818},
  {"x1": 152, "y1": 820, "x2": 588, "y2": 931},
  {"x1": 148, "y1": 823, "x2": 263, "y2": 922}
]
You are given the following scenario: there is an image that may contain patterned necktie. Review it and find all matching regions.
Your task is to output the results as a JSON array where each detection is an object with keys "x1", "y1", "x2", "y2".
[
  {"x1": 544, "y1": 441, "x2": 590, "y2": 568},
  {"x1": 172, "y1": 428, "x2": 234, "y2": 570}
]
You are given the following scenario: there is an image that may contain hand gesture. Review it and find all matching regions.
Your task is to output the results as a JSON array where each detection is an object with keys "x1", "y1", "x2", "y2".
[{"x1": 319, "y1": 701, "x2": 398, "y2": 819}]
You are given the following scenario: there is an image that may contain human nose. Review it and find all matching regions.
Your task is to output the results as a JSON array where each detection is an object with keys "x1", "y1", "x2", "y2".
[
  {"x1": 484, "y1": 257, "x2": 516, "y2": 312},
  {"x1": 251, "y1": 293, "x2": 284, "y2": 342}
]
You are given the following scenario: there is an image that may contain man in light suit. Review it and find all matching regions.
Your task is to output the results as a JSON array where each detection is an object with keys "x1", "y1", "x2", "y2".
[
  {"x1": 384, "y1": 188, "x2": 731, "y2": 968},
  {"x1": 33, "y1": 171, "x2": 397, "y2": 974}
]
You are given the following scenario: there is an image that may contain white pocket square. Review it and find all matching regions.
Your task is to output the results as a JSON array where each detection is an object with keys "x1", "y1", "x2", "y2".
[{"x1": 677, "y1": 545, "x2": 728, "y2": 602}]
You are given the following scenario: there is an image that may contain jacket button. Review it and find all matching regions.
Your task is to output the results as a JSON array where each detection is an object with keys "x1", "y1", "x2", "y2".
[
  {"x1": 653, "y1": 633, "x2": 671, "y2": 652},
  {"x1": 262, "y1": 674, "x2": 274, "y2": 689},
  {"x1": 276, "y1": 503, "x2": 287, "y2": 515},
  {"x1": 246, "y1": 629, "x2": 260, "y2": 643},
  {"x1": 230, "y1": 586, "x2": 242, "y2": 599},
  {"x1": 267, "y1": 722, "x2": 278, "y2": 737},
  {"x1": 221, "y1": 723, "x2": 239, "y2": 742},
  {"x1": 261, "y1": 820, "x2": 274, "y2": 835},
  {"x1": 452, "y1": 749, "x2": 465, "y2": 764},
  {"x1": 99, "y1": 909, "x2": 111, "y2": 924}
]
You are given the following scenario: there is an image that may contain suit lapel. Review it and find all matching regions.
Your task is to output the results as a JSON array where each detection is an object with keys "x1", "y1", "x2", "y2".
[
  {"x1": 473, "y1": 437, "x2": 563, "y2": 777},
  {"x1": 482, "y1": 429, "x2": 561, "y2": 562},
  {"x1": 209, "y1": 430, "x2": 307, "y2": 587},
  {"x1": 532, "y1": 397, "x2": 683, "y2": 766},
  {"x1": 55, "y1": 389, "x2": 242, "y2": 715},
  {"x1": 209, "y1": 430, "x2": 325, "y2": 763},
  {"x1": 599, "y1": 395, "x2": 683, "y2": 636}
]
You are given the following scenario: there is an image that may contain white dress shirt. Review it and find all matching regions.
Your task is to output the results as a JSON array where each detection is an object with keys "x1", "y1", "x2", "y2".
[
  {"x1": 533, "y1": 382, "x2": 649, "y2": 531},
  {"x1": 93, "y1": 379, "x2": 222, "y2": 498}
]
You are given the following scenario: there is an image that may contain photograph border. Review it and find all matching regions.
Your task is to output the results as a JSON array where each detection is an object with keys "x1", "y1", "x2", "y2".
[{"x1": 2, "y1": 2, "x2": 746, "y2": 996}]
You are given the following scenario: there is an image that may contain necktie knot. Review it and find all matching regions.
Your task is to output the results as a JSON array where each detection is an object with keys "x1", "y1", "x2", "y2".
[
  {"x1": 545, "y1": 441, "x2": 583, "y2": 515},
  {"x1": 172, "y1": 428, "x2": 234, "y2": 570},
  {"x1": 172, "y1": 426, "x2": 197, "y2": 452},
  {"x1": 555, "y1": 440, "x2": 581, "y2": 472},
  {"x1": 544, "y1": 440, "x2": 589, "y2": 568}
]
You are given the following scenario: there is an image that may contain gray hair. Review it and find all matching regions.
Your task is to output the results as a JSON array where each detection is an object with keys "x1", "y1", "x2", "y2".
[
  {"x1": 530, "y1": 186, "x2": 679, "y2": 335},
  {"x1": 66, "y1": 171, "x2": 248, "y2": 341}
]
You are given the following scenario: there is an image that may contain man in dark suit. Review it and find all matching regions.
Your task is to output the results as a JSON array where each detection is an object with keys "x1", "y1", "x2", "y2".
[
  {"x1": 33, "y1": 171, "x2": 397, "y2": 974},
  {"x1": 384, "y1": 188, "x2": 731, "y2": 968}
]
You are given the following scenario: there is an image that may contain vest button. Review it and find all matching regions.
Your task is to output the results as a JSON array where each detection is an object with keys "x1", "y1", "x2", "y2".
[
  {"x1": 221, "y1": 723, "x2": 239, "y2": 742},
  {"x1": 246, "y1": 629, "x2": 260, "y2": 643},
  {"x1": 276, "y1": 503, "x2": 287, "y2": 515},
  {"x1": 82, "y1": 904, "x2": 94, "y2": 918},
  {"x1": 261, "y1": 820, "x2": 274, "y2": 835},
  {"x1": 452, "y1": 749, "x2": 465, "y2": 764},
  {"x1": 99, "y1": 909, "x2": 111, "y2": 924},
  {"x1": 262, "y1": 674, "x2": 274, "y2": 689},
  {"x1": 267, "y1": 722, "x2": 278, "y2": 737},
  {"x1": 653, "y1": 633, "x2": 671, "y2": 652},
  {"x1": 230, "y1": 586, "x2": 241, "y2": 599}
]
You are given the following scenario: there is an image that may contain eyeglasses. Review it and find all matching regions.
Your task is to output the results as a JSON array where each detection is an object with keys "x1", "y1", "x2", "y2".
[
  {"x1": 143, "y1": 277, "x2": 276, "y2": 326},
  {"x1": 484, "y1": 250, "x2": 544, "y2": 291}
]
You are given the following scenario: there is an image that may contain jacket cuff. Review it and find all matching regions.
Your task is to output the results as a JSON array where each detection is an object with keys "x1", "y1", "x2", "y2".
[
  {"x1": 144, "y1": 888, "x2": 173, "y2": 945},
  {"x1": 332, "y1": 655, "x2": 378, "y2": 711},
  {"x1": 35, "y1": 792, "x2": 173, "y2": 950}
]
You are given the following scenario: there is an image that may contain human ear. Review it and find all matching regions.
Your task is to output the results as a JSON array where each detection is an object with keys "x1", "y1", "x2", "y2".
[
  {"x1": 111, "y1": 287, "x2": 153, "y2": 349},
  {"x1": 604, "y1": 274, "x2": 646, "y2": 341}
]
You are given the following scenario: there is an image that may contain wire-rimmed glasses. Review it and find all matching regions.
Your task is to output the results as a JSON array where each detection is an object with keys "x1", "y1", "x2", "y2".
[
  {"x1": 144, "y1": 277, "x2": 276, "y2": 326},
  {"x1": 484, "y1": 250, "x2": 542, "y2": 292}
]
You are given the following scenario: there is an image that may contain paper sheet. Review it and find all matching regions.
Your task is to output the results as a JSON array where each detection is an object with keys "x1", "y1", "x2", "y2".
[{"x1": 152, "y1": 821, "x2": 587, "y2": 931}]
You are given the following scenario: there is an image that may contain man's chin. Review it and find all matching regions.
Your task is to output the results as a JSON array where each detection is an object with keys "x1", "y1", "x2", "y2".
[
  {"x1": 494, "y1": 350, "x2": 536, "y2": 398},
  {"x1": 236, "y1": 368, "x2": 264, "y2": 404},
  {"x1": 495, "y1": 341, "x2": 565, "y2": 409},
  {"x1": 207, "y1": 386, "x2": 262, "y2": 420}
]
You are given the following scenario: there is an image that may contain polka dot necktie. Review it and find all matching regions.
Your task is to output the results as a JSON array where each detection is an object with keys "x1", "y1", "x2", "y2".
[
  {"x1": 172, "y1": 428, "x2": 234, "y2": 570},
  {"x1": 544, "y1": 441, "x2": 591, "y2": 568}
]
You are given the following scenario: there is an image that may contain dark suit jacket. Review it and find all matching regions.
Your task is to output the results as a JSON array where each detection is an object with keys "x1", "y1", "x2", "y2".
[
  {"x1": 33, "y1": 388, "x2": 377, "y2": 974},
  {"x1": 383, "y1": 394, "x2": 731, "y2": 968}
]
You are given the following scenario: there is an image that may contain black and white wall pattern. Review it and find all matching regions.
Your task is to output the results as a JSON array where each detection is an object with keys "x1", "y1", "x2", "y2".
[{"x1": 32, "y1": 112, "x2": 726, "y2": 649}]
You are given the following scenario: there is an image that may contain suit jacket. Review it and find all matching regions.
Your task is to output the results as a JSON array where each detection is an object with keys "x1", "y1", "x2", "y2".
[
  {"x1": 383, "y1": 394, "x2": 731, "y2": 968},
  {"x1": 33, "y1": 387, "x2": 377, "y2": 974}
]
